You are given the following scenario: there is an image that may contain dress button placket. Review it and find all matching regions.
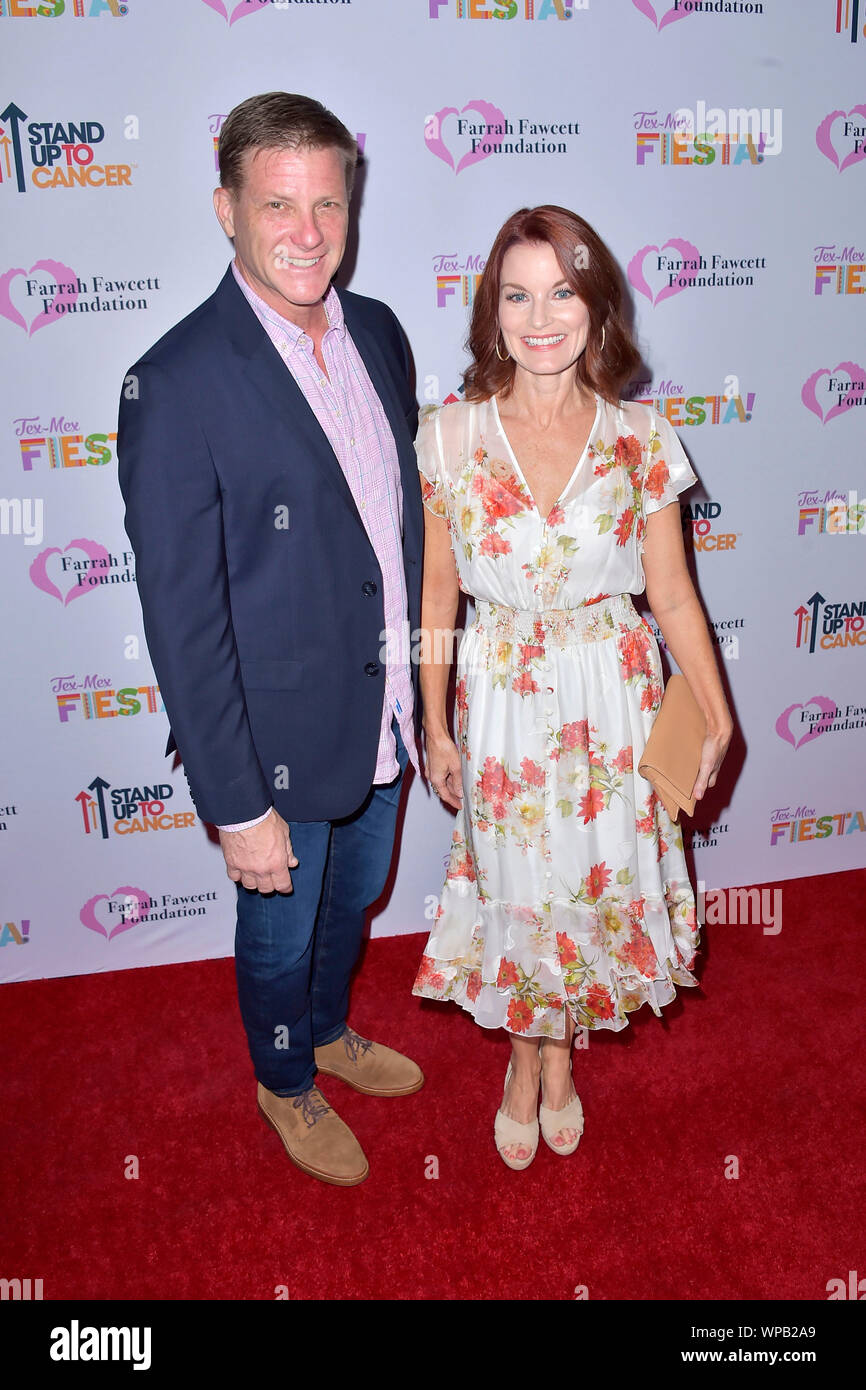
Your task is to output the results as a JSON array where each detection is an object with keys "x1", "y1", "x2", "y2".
[{"x1": 537, "y1": 522, "x2": 556, "y2": 890}]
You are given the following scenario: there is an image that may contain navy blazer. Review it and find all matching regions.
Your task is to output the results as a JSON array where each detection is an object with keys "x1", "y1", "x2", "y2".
[{"x1": 117, "y1": 265, "x2": 422, "y2": 825}]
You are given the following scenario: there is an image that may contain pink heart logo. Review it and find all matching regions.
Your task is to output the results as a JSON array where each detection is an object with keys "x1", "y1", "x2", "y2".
[
  {"x1": 29, "y1": 537, "x2": 111, "y2": 604},
  {"x1": 775, "y1": 697, "x2": 837, "y2": 750},
  {"x1": 627, "y1": 238, "x2": 701, "y2": 305},
  {"x1": 815, "y1": 107, "x2": 866, "y2": 172},
  {"x1": 200, "y1": 0, "x2": 268, "y2": 23},
  {"x1": 79, "y1": 886, "x2": 152, "y2": 941},
  {"x1": 425, "y1": 99, "x2": 506, "y2": 175},
  {"x1": 801, "y1": 362, "x2": 866, "y2": 423},
  {"x1": 0, "y1": 259, "x2": 78, "y2": 336},
  {"x1": 632, "y1": 0, "x2": 694, "y2": 29}
]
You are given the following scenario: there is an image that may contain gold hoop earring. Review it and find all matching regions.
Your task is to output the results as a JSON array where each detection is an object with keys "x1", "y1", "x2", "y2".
[
  {"x1": 600, "y1": 324, "x2": 606, "y2": 353},
  {"x1": 495, "y1": 332, "x2": 509, "y2": 362}
]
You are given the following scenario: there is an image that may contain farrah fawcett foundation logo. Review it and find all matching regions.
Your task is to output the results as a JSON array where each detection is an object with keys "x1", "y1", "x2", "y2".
[
  {"x1": 425, "y1": 100, "x2": 579, "y2": 172},
  {"x1": 628, "y1": 238, "x2": 766, "y2": 303}
]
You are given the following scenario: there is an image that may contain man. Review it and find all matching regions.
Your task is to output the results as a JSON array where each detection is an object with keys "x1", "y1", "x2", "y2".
[{"x1": 117, "y1": 92, "x2": 425, "y2": 1187}]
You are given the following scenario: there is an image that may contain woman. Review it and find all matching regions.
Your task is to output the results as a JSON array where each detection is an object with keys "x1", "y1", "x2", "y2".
[{"x1": 413, "y1": 206, "x2": 733, "y2": 1169}]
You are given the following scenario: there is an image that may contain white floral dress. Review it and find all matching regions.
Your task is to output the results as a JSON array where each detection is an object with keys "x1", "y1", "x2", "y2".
[{"x1": 413, "y1": 394, "x2": 702, "y2": 1037}]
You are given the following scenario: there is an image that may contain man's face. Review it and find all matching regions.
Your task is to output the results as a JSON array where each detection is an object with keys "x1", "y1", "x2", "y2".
[{"x1": 213, "y1": 143, "x2": 350, "y2": 328}]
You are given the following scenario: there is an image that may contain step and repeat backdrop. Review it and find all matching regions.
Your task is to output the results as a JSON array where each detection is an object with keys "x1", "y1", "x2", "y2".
[{"x1": 1, "y1": 0, "x2": 864, "y2": 982}]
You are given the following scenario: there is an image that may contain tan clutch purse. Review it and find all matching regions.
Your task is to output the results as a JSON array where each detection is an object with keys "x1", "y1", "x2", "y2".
[{"x1": 638, "y1": 673, "x2": 706, "y2": 821}]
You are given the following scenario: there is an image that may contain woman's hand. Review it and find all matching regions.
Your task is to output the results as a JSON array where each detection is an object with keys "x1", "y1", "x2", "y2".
[
  {"x1": 424, "y1": 729, "x2": 464, "y2": 811},
  {"x1": 691, "y1": 719, "x2": 734, "y2": 802}
]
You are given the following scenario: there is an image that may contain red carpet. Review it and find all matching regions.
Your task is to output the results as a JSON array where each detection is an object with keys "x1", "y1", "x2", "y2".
[{"x1": 3, "y1": 868, "x2": 864, "y2": 1301}]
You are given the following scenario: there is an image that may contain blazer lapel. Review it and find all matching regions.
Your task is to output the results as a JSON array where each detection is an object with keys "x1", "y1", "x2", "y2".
[
  {"x1": 215, "y1": 267, "x2": 369, "y2": 537},
  {"x1": 340, "y1": 295, "x2": 421, "y2": 551},
  {"x1": 214, "y1": 267, "x2": 419, "y2": 552},
  {"x1": 241, "y1": 336, "x2": 370, "y2": 536}
]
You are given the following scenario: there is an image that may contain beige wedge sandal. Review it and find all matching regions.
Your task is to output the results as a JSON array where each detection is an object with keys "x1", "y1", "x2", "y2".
[
  {"x1": 493, "y1": 1059, "x2": 540, "y2": 1170},
  {"x1": 539, "y1": 1091, "x2": 584, "y2": 1154},
  {"x1": 539, "y1": 1039, "x2": 584, "y2": 1155}
]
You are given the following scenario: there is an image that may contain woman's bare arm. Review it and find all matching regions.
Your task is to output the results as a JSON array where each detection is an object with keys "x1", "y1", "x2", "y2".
[
  {"x1": 642, "y1": 502, "x2": 734, "y2": 801},
  {"x1": 419, "y1": 510, "x2": 463, "y2": 808}
]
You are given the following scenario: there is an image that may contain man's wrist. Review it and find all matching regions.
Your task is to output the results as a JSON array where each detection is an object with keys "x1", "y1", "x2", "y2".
[{"x1": 217, "y1": 806, "x2": 273, "y2": 833}]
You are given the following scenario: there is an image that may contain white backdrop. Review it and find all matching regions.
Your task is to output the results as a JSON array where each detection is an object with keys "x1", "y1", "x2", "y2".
[{"x1": 1, "y1": 0, "x2": 864, "y2": 983}]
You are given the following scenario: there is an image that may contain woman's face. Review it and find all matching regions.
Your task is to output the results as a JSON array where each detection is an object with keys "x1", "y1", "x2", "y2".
[{"x1": 498, "y1": 240, "x2": 590, "y2": 380}]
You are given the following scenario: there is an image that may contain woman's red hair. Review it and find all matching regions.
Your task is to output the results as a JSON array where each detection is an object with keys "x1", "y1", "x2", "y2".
[{"x1": 463, "y1": 205, "x2": 641, "y2": 406}]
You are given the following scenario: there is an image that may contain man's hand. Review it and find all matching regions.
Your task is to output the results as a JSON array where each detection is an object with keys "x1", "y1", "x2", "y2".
[{"x1": 218, "y1": 809, "x2": 298, "y2": 894}]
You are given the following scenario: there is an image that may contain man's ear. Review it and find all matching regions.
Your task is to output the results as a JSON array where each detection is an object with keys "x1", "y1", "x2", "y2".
[{"x1": 213, "y1": 186, "x2": 235, "y2": 239}]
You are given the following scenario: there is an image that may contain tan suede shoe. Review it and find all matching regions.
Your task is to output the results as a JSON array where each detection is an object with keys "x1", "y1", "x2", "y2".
[
  {"x1": 257, "y1": 1083, "x2": 369, "y2": 1186},
  {"x1": 314, "y1": 1027, "x2": 424, "y2": 1097}
]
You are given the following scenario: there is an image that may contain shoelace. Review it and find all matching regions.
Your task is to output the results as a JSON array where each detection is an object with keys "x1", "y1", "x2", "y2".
[
  {"x1": 342, "y1": 1027, "x2": 375, "y2": 1063},
  {"x1": 292, "y1": 1088, "x2": 331, "y2": 1128}
]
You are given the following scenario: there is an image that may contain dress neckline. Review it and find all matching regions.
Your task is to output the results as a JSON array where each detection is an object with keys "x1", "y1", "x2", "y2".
[{"x1": 490, "y1": 392, "x2": 603, "y2": 526}]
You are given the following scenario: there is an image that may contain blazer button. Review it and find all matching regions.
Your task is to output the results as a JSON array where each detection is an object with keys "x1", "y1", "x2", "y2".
[
  {"x1": 362, "y1": 580, "x2": 378, "y2": 596},
  {"x1": 364, "y1": 661, "x2": 380, "y2": 677}
]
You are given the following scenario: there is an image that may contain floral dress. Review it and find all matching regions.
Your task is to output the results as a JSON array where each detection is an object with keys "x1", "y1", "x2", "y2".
[{"x1": 412, "y1": 393, "x2": 702, "y2": 1037}]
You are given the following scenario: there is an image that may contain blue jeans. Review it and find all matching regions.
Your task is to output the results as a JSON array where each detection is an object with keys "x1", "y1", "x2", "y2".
[{"x1": 234, "y1": 717, "x2": 409, "y2": 1096}]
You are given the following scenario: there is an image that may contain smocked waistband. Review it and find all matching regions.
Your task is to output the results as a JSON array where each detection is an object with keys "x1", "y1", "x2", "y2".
[{"x1": 472, "y1": 594, "x2": 644, "y2": 645}]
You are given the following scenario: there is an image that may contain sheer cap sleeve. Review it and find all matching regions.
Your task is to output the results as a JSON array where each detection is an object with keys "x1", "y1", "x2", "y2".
[
  {"x1": 415, "y1": 405, "x2": 448, "y2": 519},
  {"x1": 643, "y1": 408, "x2": 699, "y2": 515}
]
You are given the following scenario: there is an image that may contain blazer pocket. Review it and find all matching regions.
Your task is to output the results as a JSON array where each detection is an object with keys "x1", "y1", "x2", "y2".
[{"x1": 239, "y1": 657, "x2": 305, "y2": 691}]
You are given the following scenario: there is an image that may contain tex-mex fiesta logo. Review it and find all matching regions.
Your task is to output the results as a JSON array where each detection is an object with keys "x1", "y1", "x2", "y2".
[
  {"x1": 798, "y1": 488, "x2": 865, "y2": 536},
  {"x1": 428, "y1": 0, "x2": 585, "y2": 18},
  {"x1": 630, "y1": 377, "x2": 755, "y2": 424},
  {"x1": 53, "y1": 672, "x2": 164, "y2": 723},
  {"x1": 634, "y1": 101, "x2": 781, "y2": 166},
  {"x1": 15, "y1": 412, "x2": 117, "y2": 469},
  {"x1": 627, "y1": 238, "x2": 766, "y2": 303},
  {"x1": 76, "y1": 774, "x2": 196, "y2": 838},
  {"x1": 424, "y1": 99, "x2": 579, "y2": 172},
  {"x1": 0, "y1": 917, "x2": 28, "y2": 948},
  {"x1": 769, "y1": 803, "x2": 865, "y2": 847},
  {"x1": 814, "y1": 241, "x2": 865, "y2": 295},
  {"x1": 434, "y1": 251, "x2": 487, "y2": 308},
  {"x1": 0, "y1": 101, "x2": 134, "y2": 193},
  {"x1": 795, "y1": 590, "x2": 866, "y2": 652},
  {"x1": 0, "y1": 0, "x2": 127, "y2": 16}
]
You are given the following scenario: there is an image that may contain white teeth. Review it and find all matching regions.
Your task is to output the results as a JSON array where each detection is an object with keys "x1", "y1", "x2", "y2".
[
  {"x1": 276, "y1": 255, "x2": 321, "y2": 268},
  {"x1": 524, "y1": 335, "x2": 565, "y2": 346}
]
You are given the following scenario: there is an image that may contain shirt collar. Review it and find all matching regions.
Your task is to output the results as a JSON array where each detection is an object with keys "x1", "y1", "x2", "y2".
[{"x1": 231, "y1": 259, "x2": 346, "y2": 347}]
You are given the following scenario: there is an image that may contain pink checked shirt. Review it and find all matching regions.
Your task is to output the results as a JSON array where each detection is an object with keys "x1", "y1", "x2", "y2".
[{"x1": 217, "y1": 262, "x2": 420, "y2": 832}]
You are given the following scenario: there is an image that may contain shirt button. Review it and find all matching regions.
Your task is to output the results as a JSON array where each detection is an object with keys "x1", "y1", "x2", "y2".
[
  {"x1": 545, "y1": 871, "x2": 552, "y2": 879},
  {"x1": 350, "y1": 437, "x2": 356, "y2": 447}
]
